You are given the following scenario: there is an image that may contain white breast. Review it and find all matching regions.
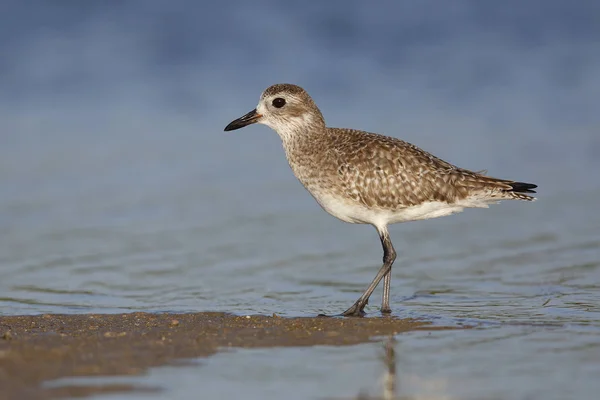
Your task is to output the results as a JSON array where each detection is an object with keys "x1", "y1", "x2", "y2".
[
  {"x1": 307, "y1": 189, "x2": 492, "y2": 227},
  {"x1": 310, "y1": 191, "x2": 377, "y2": 224}
]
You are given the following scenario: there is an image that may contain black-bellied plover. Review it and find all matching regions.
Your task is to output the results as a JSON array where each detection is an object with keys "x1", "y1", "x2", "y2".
[{"x1": 224, "y1": 83, "x2": 537, "y2": 317}]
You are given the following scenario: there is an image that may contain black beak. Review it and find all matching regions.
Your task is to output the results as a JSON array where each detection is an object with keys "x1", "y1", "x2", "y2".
[{"x1": 224, "y1": 109, "x2": 262, "y2": 131}]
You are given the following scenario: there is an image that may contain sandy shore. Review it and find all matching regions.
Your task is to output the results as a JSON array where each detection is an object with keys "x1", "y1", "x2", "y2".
[{"x1": 0, "y1": 312, "x2": 455, "y2": 399}]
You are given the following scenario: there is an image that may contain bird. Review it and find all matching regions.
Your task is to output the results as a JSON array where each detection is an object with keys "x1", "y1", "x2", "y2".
[{"x1": 224, "y1": 83, "x2": 537, "y2": 317}]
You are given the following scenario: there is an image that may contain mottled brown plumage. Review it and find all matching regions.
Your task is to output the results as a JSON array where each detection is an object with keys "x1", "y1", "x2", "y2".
[
  {"x1": 307, "y1": 127, "x2": 534, "y2": 210},
  {"x1": 224, "y1": 83, "x2": 537, "y2": 316}
]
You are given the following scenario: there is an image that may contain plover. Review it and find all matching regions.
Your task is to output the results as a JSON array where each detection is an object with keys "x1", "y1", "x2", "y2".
[{"x1": 224, "y1": 83, "x2": 537, "y2": 317}]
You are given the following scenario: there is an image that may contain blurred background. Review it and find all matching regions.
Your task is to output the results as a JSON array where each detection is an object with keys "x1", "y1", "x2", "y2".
[
  {"x1": 1, "y1": 0, "x2": 599, "y2": 313},
  {"x1": 1, "y1": 1, "x2": 599, "y2": 398},
  {"x1": 0, "y1": 0, "x2": 600, "y2": 313}
]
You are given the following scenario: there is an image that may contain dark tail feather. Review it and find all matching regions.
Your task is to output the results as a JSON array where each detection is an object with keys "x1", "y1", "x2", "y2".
[{"x1": 509, "y1": 182, "x2": 537, "y2": 194}]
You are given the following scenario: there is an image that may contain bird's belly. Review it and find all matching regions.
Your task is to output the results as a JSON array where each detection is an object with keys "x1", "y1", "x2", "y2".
[
  {"x1": 386, "y1": 201, "x2": 466, "y2": 223},
  {"x1": 307, "y1": 189, "x2": 473, "y2": 226},
  {"x1": 309, "y1": 191, "x2": 375, "y2": 224}
]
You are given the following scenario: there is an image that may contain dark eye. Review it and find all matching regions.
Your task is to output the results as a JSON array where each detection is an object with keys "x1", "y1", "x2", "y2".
[{"x1": 272, "y1": 98, "x2": 286, "y2": 108}]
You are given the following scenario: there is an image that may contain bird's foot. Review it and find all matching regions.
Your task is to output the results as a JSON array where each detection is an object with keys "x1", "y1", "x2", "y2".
[
  {"x1": 340, "y1": 300, "x2": 367, "y2": 317},
  {"x1": 317, "y1": 310, "x2": 364, "y2": 317},
  {"x1": 380, "y1": 306, "x2": 392, "y2": 314},
  {"x1": 317, "y1": 298, "x2": 369, "y2": 317}
]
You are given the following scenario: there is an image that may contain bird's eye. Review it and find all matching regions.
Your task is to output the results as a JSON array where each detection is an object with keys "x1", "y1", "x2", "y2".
[{"x1": 272, "y1": 98, "x2": 286, "y2": 108}]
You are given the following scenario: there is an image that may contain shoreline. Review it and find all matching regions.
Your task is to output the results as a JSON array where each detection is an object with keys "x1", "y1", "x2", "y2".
[{"x1": 0, "y1": 311, "x2": 459, "y2": 399}]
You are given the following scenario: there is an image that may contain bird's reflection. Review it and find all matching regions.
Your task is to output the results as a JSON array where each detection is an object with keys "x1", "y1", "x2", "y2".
[{"x1": 330, "y1": 336, "x2": 452, "y2": 400}]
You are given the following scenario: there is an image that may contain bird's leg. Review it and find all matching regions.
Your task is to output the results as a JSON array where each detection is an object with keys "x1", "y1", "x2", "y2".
[
  {"x1": 342, "y1": 227, "x2": 396, "y2": 317},
  {"x1": 381, "y1": 271, "x2": 392, "y2": 314},
  {"x1": 380, "y1": 230, "x2": 396, "y2": 314}
]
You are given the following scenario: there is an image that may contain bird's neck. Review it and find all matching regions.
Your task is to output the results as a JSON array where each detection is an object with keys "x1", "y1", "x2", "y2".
[
  {"x1": 272, "y1": 114, "x2": 324, "y2": 141},
  {"x1": 277, "y1": 121, "x2": 327, "y2": 155},
  {"x1": 276, "y1": 125, "x2": 333, "y2": 182}
]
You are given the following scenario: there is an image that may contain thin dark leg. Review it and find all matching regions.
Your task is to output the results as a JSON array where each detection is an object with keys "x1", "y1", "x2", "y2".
[
  {"x1": 381, "y1": 271, "x2": 392, "y2": 314},
  {"x1": 342, "y1": 226, "x2": 396, "y2": 317}
]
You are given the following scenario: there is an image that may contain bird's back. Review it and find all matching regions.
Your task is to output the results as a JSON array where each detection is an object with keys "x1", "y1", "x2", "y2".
[{"x1": 291, "y1": 127, "x2": 536, "y2": 217}]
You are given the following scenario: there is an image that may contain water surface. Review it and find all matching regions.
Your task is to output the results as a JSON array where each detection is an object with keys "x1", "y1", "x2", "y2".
[{"x1": 2, "y1": 1, "x2": 600, "y2": 399}]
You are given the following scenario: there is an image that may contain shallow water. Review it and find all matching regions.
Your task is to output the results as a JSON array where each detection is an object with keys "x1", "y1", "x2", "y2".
[
  {"x1": 50, "y1": 327, "x2": 600, "y2": 400},
  {"x1": 2, "y1": 1, "x2": 600, "y2": 399},
  {"x1": 3, "y1": 184, "x2": 599, "y2": 324}
]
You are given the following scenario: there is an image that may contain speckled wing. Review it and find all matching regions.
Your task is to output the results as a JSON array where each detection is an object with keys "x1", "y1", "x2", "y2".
[{"x1": 329, "y1": 129, "x2": 534, "y2": 210}]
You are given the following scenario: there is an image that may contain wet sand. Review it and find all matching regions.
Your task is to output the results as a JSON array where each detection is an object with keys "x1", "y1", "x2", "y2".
[{"x1": 0, "y1": 312, "x2": 457, "y2": 399}]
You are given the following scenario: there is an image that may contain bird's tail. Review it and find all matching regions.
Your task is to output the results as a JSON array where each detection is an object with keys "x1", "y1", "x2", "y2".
[
  {"x1": 462, "y1": 172, "x2": 538, "y2": 202},
  {"x1": 505, "y1": 181, "x2": 537, "y2": 201}
]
